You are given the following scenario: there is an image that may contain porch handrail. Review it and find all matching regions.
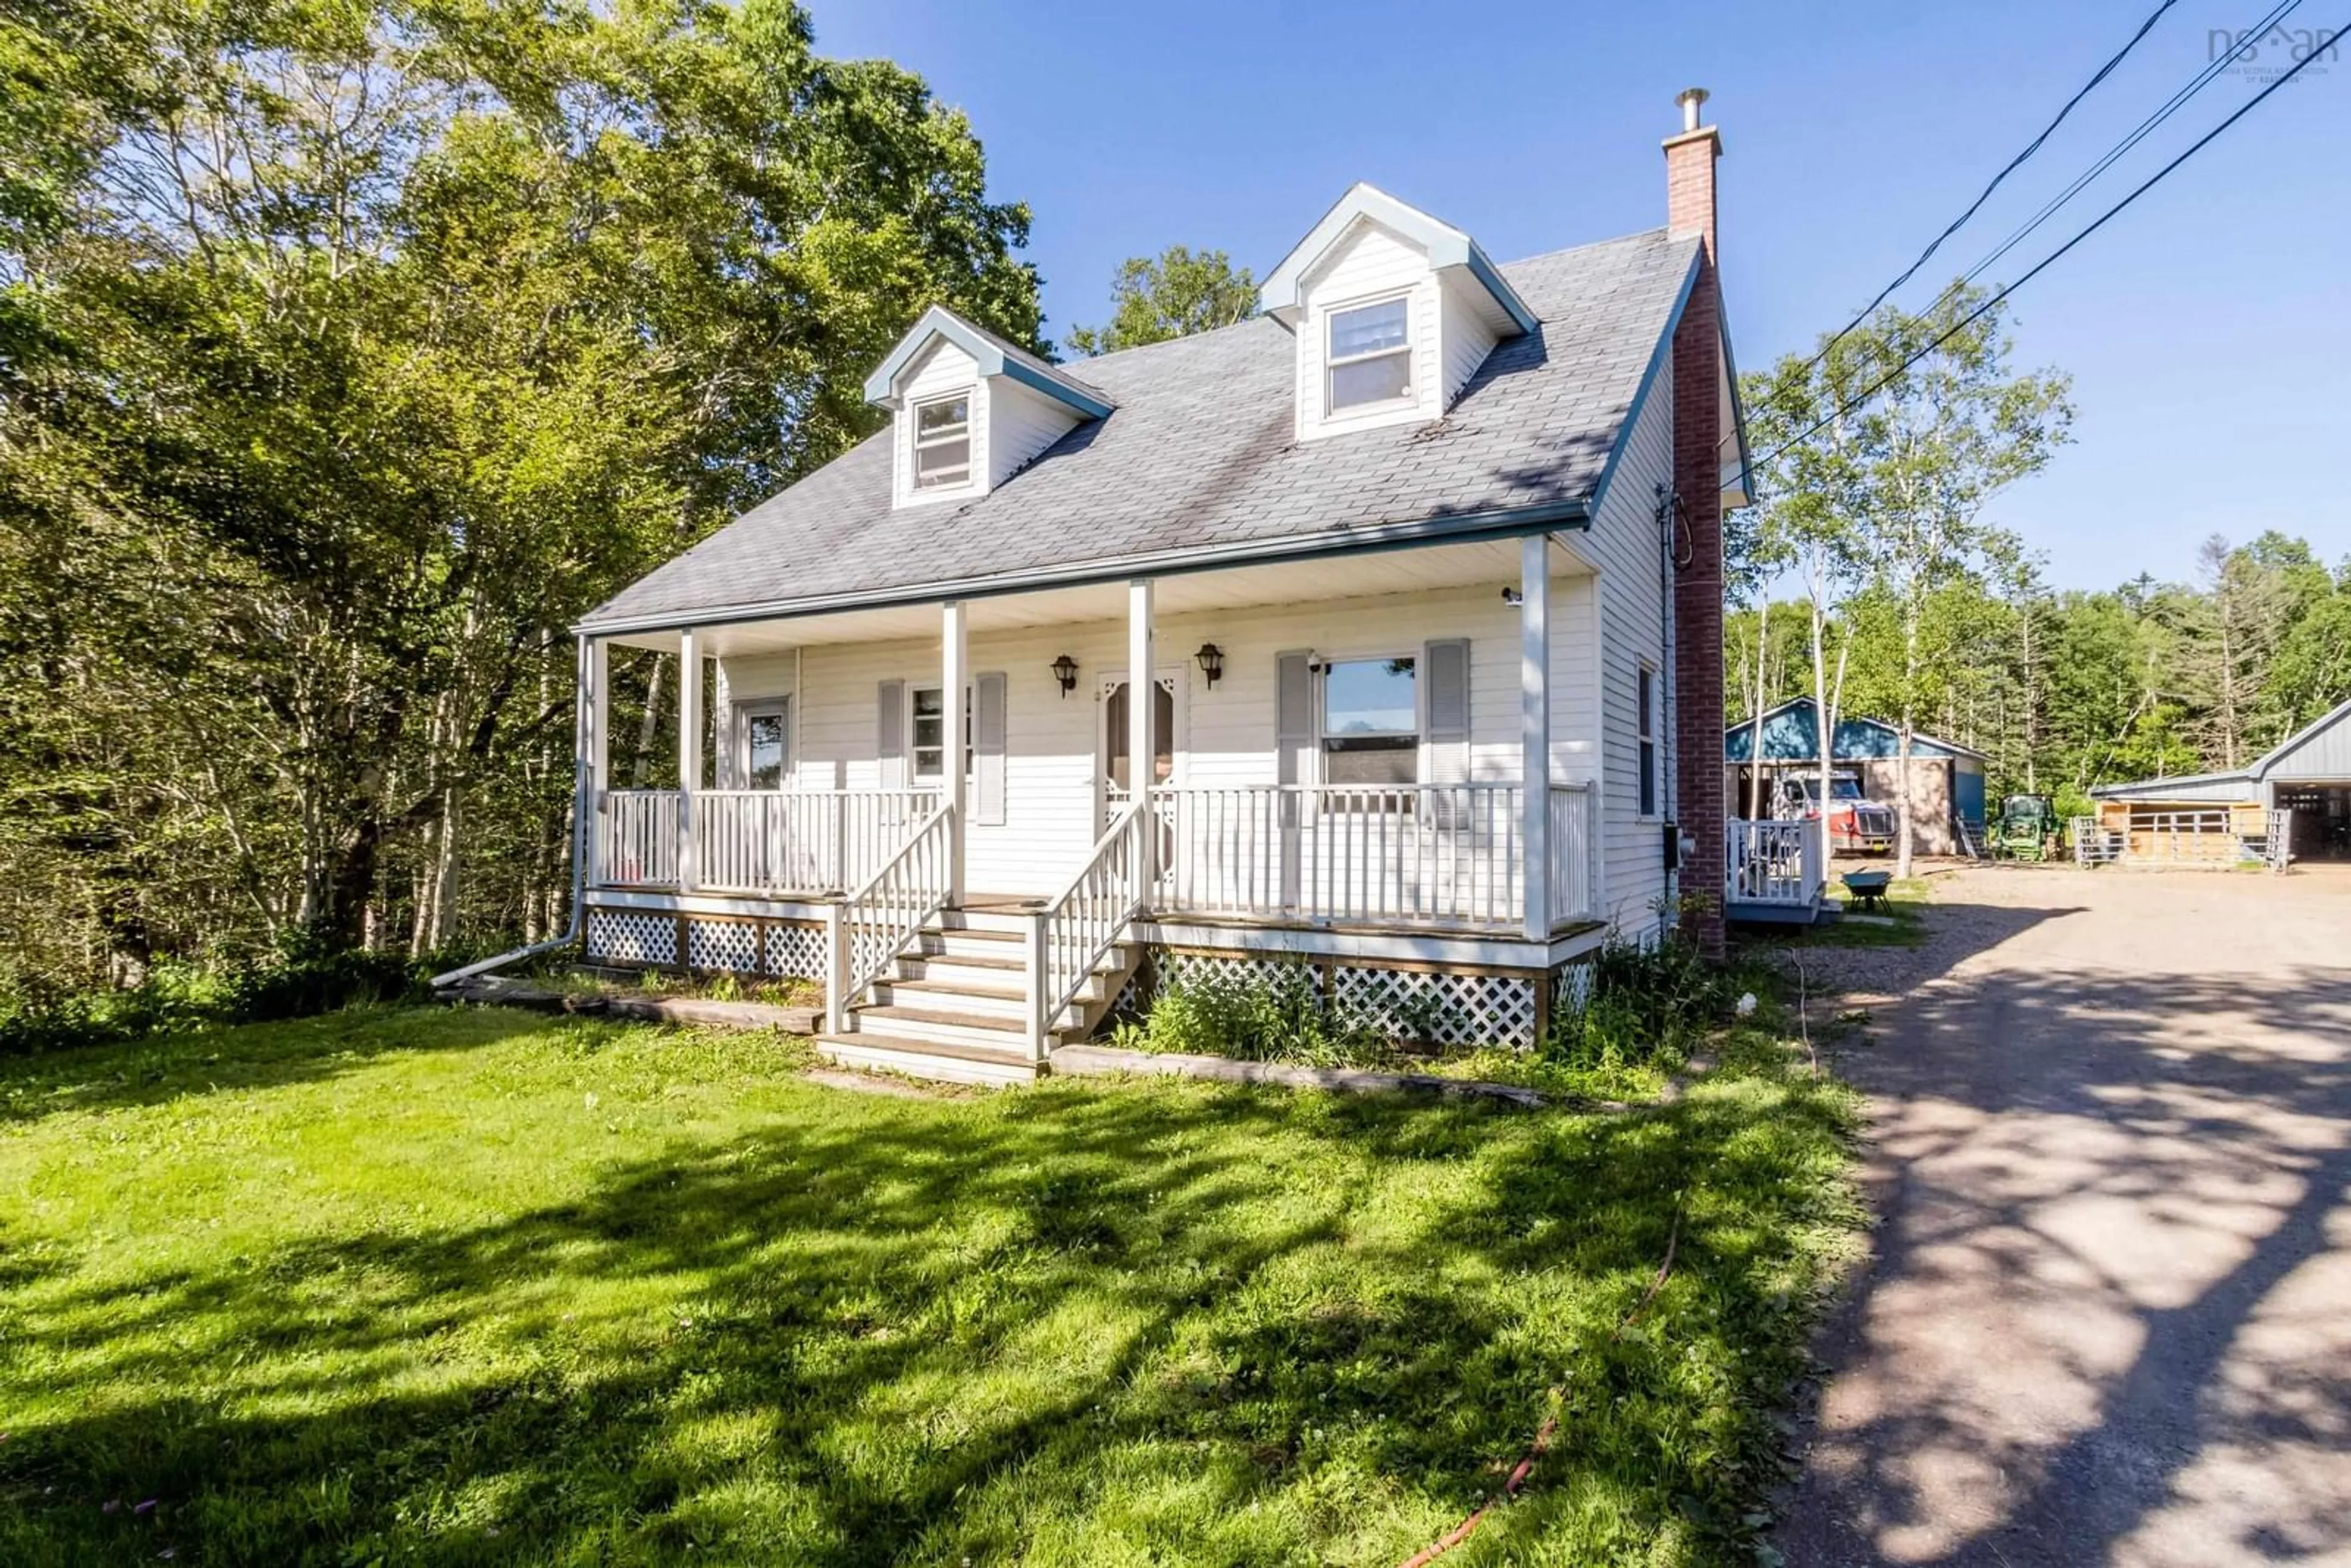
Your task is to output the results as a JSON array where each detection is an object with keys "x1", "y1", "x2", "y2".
[
  {"x1": 1547, "y1": 781, "x2": 1594, "y2": 925},
  {"x1": 1155, "y1": 782, "x2": 1523, "y2": 928},
  {"x1": 827, "y1": 800, "x2": 955, "y2": 1032},
  {"x1": 1026, "y1": 802, "x2": 1149, "y2": 1057}
]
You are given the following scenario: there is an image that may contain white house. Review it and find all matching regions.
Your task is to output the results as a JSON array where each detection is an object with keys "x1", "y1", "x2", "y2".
[{"x1": 563, "y1": 92, "x2": 1753, "y2": 1083}]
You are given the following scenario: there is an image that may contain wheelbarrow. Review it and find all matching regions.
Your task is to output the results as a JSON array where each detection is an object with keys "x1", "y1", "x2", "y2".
[{"x1": 1840, "y1": 869, "x2": 1894, "y2": 914}]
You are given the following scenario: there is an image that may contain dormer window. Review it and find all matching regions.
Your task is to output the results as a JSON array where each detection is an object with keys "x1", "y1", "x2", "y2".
[
  {"x1": 1259, "y1": 184, "x2": 1536, "y2": 441},
  {"x1": 1328, "y1": 298, "x2": 1412, "y2": 411},
  {"x1": 913, "y1": 394, "x2": 973, "y2": 490},
  {"x1": 866, "y1": 304, "x2": 1114, "y2": 509}
]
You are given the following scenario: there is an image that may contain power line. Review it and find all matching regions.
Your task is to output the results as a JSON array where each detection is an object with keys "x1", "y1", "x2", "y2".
[
  {"x1": 1748, "y1": 23, "x2": 2341, "y2": 477},
  {"x1": 1922, "y1": 0, "x2": 2304, "y2": 333},
  {"x1": 1801, "y1": 0, "x2": 2183, "y2": 373}
]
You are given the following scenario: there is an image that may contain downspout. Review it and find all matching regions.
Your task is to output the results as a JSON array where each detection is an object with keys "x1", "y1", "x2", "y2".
[
  {"x1": 430, "y1": 634, "x2": 594, "y2": 988},
  {"x1": 1657, "y1": 483, "x2": 1683, "y2": 938}
]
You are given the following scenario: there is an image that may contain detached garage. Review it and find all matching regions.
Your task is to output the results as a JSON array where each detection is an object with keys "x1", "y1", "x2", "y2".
[
  {"x1": 2091, "y1": 695, "x2": 2351, "y2": 865},
  {"x1": 1725, "y1": 698, "x2": 1989, "y2": 855}
]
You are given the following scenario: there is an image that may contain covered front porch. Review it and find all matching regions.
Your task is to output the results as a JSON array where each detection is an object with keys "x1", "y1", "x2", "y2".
[{"x1": 580, "y1": 533, "x2": 1609, "y2": 945}]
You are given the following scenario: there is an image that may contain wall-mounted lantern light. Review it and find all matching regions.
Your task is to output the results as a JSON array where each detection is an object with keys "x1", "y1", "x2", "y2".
[
  {"x1": 1050, "y1": 653, "x2": 1079, "y2": 698},
  {"x1": 1194, "y1": 642, "x2": 1224, "y2": 689}
]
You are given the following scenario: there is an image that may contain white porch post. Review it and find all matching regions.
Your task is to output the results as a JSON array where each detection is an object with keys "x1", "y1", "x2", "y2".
[
  {"x1": 583, "y1": 637, "x2": 609, "y2": 886},
  {"x1": 1128, "y1": 579, "x2": 1157, "y2": 893},
  {"x1": 942, "y1": 599, "x2": 969, "y2": 907},
  {"x1": 1520, "y1": 535, "x2": 1551, "y2": 942},
  {"x1": 677, "y1": 627, "x2": 700, "y2": 893}
]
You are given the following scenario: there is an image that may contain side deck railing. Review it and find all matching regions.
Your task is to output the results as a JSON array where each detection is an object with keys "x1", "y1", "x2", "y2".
[
  {"x1": 1548, "y1": 782, "x2": 1594, "y2": 928},
  {"x1": 1725, "y1": 818, "x2": 1825, "y2": 907}
]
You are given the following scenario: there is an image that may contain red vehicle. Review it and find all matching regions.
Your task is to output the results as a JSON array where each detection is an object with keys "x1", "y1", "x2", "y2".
[{"x1": 1774, "y1": 772, "x2": 1896, "y2": 854}]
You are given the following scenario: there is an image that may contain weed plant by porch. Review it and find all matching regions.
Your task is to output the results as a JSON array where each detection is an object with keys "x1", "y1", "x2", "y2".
[
  {"x1": 0, "y1": 1004, "x2": 1858, "y2": 1565},
  {"x1": 1113, "y1": 939, "x2": 1755, "y2": 1103}
]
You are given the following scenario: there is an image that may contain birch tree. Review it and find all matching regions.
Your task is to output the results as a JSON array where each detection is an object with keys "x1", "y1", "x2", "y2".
[{"x1": 1842, "y1": 291, "x2": 2072, "y2": 875}]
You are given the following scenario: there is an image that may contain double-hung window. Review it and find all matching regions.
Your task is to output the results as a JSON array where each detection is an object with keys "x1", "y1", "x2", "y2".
[
  {"x1": 1326, "y1": 297, "x2": 1412, "y2": 412},
  {"x1": 912, "y1": 394, "x2": 972, "y2": 490},
  {"x1": 1637, "y1": 664, "x2": 1659, "y2": 818},
  {"x1": 1320, "y1": 656, "x2": 1419, "y2": 789},
  {"x1": 910, "y1": 685, "x2": 974, "y2": 782}
]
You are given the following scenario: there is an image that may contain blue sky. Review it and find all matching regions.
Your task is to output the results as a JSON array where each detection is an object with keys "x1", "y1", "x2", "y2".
[{"x1": 812, "y1": 0, "x2": 2350, "y2": 591}]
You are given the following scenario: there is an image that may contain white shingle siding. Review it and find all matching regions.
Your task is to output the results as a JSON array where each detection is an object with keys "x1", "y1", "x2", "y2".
[
  {"x1": 1575, "y1": 356, "x2": 1676, "y2": 939},
  {"x1": 986, "y1": 380, "x2": 1081, "y2": 488},
  {"x1": 1439, "y1": 273, "x2": 1501, "y2": 404},
  {"x1": 714, "y1": 577, "x2": 1606, "y2": 899}
]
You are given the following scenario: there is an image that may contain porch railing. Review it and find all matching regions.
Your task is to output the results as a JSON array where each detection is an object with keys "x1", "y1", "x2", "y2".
[
  {"x1": 827, "y1": 800, "x2": 955, "y2": 1033},
  {"x1": 1027, "y1": 803, "x2": 1149, "y2": 1057},
  {"x1": 594, "y1": 787, "x2": 937, "y2": 892},
  {"x1": 1155, "y1": 783, "x2": 1534, "y2": 928},
  {"x1": 693, "y1": 787, "x2": 939, "y2": 894},
  {"x1": 1548, "y1": 782, "x2": 1594, "y2": 927},
  {"x1": 595, "y1": 789, "x2": 679, "y2": 887},
  {"x1": 1726, "y1": 818, "x2": 1825, "y2": 906}
]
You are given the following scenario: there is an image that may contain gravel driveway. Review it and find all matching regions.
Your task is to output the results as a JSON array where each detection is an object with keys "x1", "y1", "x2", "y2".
[{"x1": 1776, "y1": 864, "x2": 2351, "y2": 1567}]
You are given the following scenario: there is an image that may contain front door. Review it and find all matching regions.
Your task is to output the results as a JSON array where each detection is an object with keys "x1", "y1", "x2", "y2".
[{"x1": 1098, "y1": 670, "x2": 1178, "y2": 820}]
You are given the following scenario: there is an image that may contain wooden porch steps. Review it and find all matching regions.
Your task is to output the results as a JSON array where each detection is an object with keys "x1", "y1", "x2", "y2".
[
  {"x1": 812, "y1": 1032, "x2": 1037, "y2": 1088},
  {"x1": 825, "y1": 901, "x2": 1141, "y2": 1087}
]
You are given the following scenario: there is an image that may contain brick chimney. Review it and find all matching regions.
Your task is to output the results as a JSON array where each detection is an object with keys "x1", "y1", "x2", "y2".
[{"x1": 1665, "y1": 88, "x2": 1727, "y2": 956}]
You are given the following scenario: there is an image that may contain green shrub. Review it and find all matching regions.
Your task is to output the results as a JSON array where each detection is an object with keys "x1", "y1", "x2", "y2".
[
  {"x1": 0, "y1": 931, "x2": 444, "y2": 1056},
  {"x1": 1111, "y1": 961, "x2": 1389, "y2": 1068},
  {"x1": 1542, "y1": 935, "x2": 1731, "y2": 1075}
]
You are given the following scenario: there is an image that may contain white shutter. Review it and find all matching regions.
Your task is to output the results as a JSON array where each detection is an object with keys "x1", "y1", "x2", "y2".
[
  {"x1": 973, "y1": 672, "x2": 1007, "y2": 825},
  {"x1": 877, "y1": 679, "x2": 905, "y2": 789},
  {"x1": 1423, "y1": 638, "x2": 1471, "y2": 829},
  {"x1": 1275, "y1": 651, "x2": 1313, "y2": 909},
  {"x1": 1423, "y1": 639, "x2": 1471, "y2": 785}
]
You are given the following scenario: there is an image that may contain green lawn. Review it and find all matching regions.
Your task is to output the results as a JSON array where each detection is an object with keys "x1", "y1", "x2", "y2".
[{"x1": 0, "y1": 1006, "x2": 1858, "y2": 1566}]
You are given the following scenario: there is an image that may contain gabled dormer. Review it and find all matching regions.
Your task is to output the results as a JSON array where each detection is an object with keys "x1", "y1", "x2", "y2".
[
  {"x1": 1259, "y1": 184, "x2": 1535, "y2": 442},
  {"x1": 863, "y1": 306, "x2": 1115, "y2": 508}
]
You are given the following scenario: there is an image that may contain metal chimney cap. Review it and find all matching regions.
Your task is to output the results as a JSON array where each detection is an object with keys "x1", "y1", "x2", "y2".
[{"x1": 1676, "y1": 87, "x2": 1710, "y2": 132}]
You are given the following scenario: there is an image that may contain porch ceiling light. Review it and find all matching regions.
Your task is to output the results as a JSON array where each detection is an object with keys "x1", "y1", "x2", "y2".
[
  {"x1": 1194, "y1": 642, "x2": 1224, "y2": 688},
  {"x1": 1051, "y1": 653, "x2": 1079, "y2": 697}
]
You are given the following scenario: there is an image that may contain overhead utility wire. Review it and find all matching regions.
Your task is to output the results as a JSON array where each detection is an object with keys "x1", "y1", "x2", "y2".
[
  {"x1": 1928, "y1": 0, "x2": 2303, "y2": 323},
  {"x1": 1748, "y1": 25, "x2": 2342, "y2": 477},
  {"x1": 1799, "y1": 0, "x2": 2183, "y2": 373}
]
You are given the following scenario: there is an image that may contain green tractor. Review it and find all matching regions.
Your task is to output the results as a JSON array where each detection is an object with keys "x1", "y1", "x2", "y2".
[{"x1": 1993, "y1": 793, "x2": 2058, "y2": 862}]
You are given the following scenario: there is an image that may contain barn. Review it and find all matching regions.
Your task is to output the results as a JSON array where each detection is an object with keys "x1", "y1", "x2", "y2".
[
  {"x1": 2091, "y1": 695, "x2": 2351, "y2": 865},
  {"x1": 1723, "y1": 697, "x2": 1989, "y2": 856}
]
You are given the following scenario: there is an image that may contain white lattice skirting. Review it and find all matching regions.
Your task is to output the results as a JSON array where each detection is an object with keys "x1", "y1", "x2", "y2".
[
  {"x1": 585, "y1": 908, "x2": 677, "y2": 967},
  {"x1": 585, "y1": 908, "x2": 826, "y2": 980},
  {"x1": 762, "y1": 921, "x2": 827, "y2": 981},
  {"x1": 685, "y1": 918, "x2": 760, "y2": 974},
  {"x1": 1140, "y1": 948, "x2": 1542, "y2": 1050}
]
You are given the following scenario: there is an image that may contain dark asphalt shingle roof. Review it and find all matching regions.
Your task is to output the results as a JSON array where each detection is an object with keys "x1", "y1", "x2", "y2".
[{"x1": 583, "y1": 227, "x2": 1700, "y2": 631}]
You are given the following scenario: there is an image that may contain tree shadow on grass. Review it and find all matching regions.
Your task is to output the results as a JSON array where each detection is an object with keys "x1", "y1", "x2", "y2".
[
  {"x1": 1, "y1": 1051, "x2": 1858, "y2": 1566},
  {"x1": 0, "y1": 1004, "x2": 571, "y2": 1126}
]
